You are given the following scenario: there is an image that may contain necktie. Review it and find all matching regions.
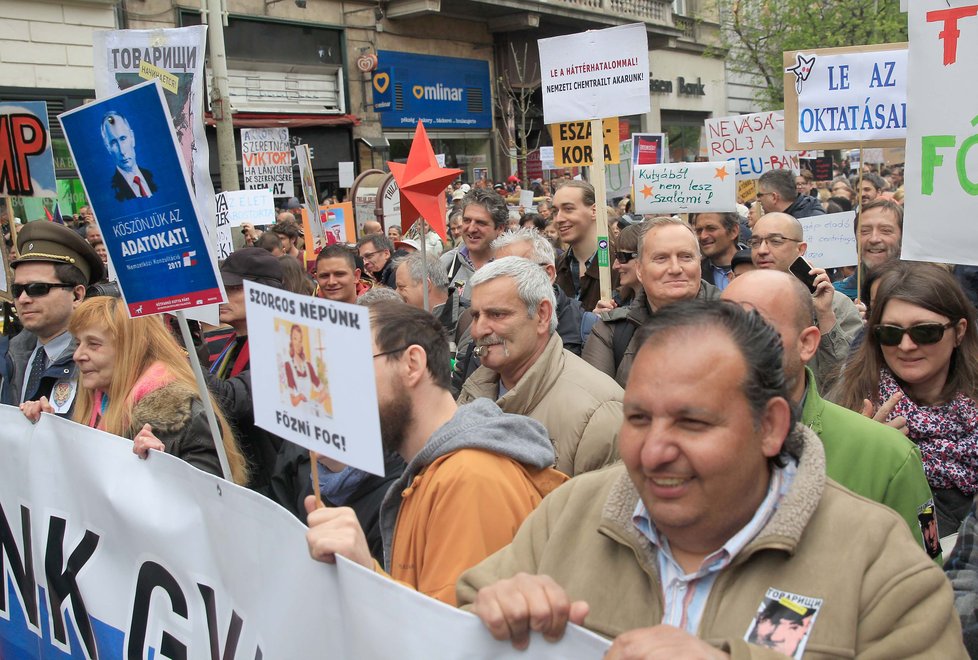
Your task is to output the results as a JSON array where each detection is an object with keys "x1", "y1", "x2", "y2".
[
  {"x1": 24, "y1": 347, "x2": 47, "y2": 401},
  {"x1": 133, "y1": 175, "x2": 148, "y2": 197}
]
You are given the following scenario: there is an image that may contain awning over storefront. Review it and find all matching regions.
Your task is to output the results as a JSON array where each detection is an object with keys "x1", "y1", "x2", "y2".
[{"x1": 204, "y1": 112, "x2": 360, "y2": 128}]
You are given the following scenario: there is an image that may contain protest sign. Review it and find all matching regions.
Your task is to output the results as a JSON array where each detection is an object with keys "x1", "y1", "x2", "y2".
[
  {"x1": 214, "y1": 194, "x2": 233, "y2": 260},
  {"x1": 216, "y1": 189, "x2": 276, "y2": 228},
  {"x1": 738, "y1": 178, "x2": 758, "y2": 203},
  {"x1": 0, "y1": 101, "x2": 56, "y2": 198},
  {"x1": 320, "y1": 201, "x2": 356, "y2": 243},
  {"x1": 241, "y1": 127, "x2": 293, "y2": 197},
  {"x1": 803, "y1": 156, "x2": 834, "y2": 181},
  {"x1": 519, "y1": 189, "x2": 535, "y2": 208},
  {"x1": 633, "y1": 162, "x2": 737, "y2": 214},
  {"x1": 549, "y1": 118, "x2": 620, "y2": 167},
  {"x1": 0, "y1": 407, "x2": 610, "y2": 659},
  {"x1": 295, "y1": 144, "x2": 328, "y2": 255},
  {"x1": 538, "y1": 23, "x2": 650, "y2": 124},
  {"x1": 605, "y1": 139, "x2": 633, "y2": 200},
  {"x1": 706, "y1": 111, "x2": 803, "y2": 179},
  {"x1": 903, "y1": 1, "x2": 978, "y2": 265},
  {"x1": 783, "y1": 43, "x2": 908, "y2": 149},
  {"x1": 540, "y1": 146, "x2": 556, "y2": 171},
  {"x1": 632, "y1": 133, "x2": 666, "y2": 166},
  {"x1": 244, "y1": 280, "x2": 384, "y2": 474},
  {"x1": 60, "y1": 80, "x2": 224, "y2": 317},
  {"x1": 93, "y1": 27, "x2": 216, "y2": 233},
  {"x1": 798, "y1": 211, "x2": 857, "y2": 268},
  {"x1": 338, "y1": 160, "x2": 355, "y2": 188}
]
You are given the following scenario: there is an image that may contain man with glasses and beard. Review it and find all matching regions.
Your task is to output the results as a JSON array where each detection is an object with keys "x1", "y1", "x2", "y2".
[
  {"x1": 5, "y1": 221, "x2": 103, "y2": 416},
  {"x1": 305, "y1": 302, "x2": 567, "y2": 605}
]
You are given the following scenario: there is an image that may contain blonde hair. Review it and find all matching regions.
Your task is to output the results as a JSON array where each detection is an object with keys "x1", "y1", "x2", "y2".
[{"x1": 69, "y1": 296, "x2": 248, "y2": 484}]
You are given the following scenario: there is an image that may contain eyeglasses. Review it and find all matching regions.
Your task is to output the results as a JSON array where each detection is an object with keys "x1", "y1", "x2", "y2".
[
  {"x1": 360, "y1": 249, "x2": 386, "y2": 261},
  {"x1": 615, "y1": 251, "x2": 638, "y2": 264},
  {"x1": 748, "y1": 235, "x2": 803, "y2": 249},
  {"x1": 873, "y1": 322, "x2": 955, "y2": 346},
  {"x1": 12, "y1": 282, "x2": 75, "y2": 298},
  {"x1": 372, "y1": 345, "x2": 413, "y2": 359}
]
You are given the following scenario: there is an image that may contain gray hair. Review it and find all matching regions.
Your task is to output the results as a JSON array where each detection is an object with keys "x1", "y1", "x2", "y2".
[
  {"x1": 462, "y1": 189, "x2": 509, "y2": 229},
  {"x1": 757, "y1": 169, "x2": 797, "y2": 200},
  {"x1": 638, "y1": 216, "x2": 701, "y2": 261},
  {"x1": 490, "y1": 227, "x2": 556, "y2": 266},
  {"x1": 392, "y1": 252, "x2": 449, "y2": 291},
  {"x1": 356, "y1": 287, "x2": 403, "y2": 306},
  {"x1": 468, "y1": 256, "x2": 558, "y2": 334}
]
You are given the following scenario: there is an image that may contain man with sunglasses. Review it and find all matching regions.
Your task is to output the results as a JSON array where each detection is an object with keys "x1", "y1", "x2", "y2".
[
  {"x1": 751, "y1": 212, "x2": 861, "y2": 388},
  {"x1": 6, "y1": 221, "x2": 103, "y2": 416}
]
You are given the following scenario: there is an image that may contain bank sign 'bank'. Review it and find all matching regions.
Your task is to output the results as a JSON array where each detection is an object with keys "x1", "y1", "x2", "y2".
[{"x1": 373, "y1": 51, "x2": 492, "y2": 130}]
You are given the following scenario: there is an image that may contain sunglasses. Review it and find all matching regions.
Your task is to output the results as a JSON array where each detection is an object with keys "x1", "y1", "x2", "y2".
[
  {"x1": 873, "y1": 322, "x2": 955, "y2": 346},
  {"x1": 615, "y1": 251, "x2": 638, "y2": 264},
  {"x1": 12, "y1": 282, "x2": 75, "y2": 298}
]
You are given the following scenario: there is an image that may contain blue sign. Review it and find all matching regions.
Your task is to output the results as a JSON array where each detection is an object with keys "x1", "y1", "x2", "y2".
[
  {"x1": 373, "y1": 51, "x2": 492, "y2": 130},
  {"x1": 59, "y1": 80, "x2": 224, "y2": 317}
]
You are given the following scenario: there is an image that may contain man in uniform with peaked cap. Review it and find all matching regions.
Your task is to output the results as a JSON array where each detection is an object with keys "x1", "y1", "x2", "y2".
[{"x1": 4, "y1": 221, "x2": 103, "y2": 416}]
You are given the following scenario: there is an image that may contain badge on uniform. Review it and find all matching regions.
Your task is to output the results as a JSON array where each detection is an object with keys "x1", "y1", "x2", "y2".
[
  {"x1": 49, "y1": 379, "x2": 77, "y2": 414},
  {"x1": 745, "y1": 588, "x2": 822, "y2": 659}
]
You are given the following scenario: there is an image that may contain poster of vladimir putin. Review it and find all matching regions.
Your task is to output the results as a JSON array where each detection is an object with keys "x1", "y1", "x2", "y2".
[{"x1": 101, "y1": 111, "x2": 158, "y2": 201}]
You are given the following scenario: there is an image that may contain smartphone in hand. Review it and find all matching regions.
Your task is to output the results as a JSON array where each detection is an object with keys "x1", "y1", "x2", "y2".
[{"x1": 790, "y1": 255, "x2": 818, "y2": 293}]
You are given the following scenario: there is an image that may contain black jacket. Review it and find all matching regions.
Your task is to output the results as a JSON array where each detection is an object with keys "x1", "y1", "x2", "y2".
[{"x1": 784, "y1": 194, "x2": 826, "y2": 219}]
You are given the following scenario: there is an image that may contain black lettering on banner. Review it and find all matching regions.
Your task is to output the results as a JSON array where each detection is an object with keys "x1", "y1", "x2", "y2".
[
  {"x1": 0, "y1": 502, "x2": 39, "y2": 628},
  {"x1": 45, "y1": 516, "x2": 100, "y2": 659},
  {"x1": 128, "y1": 561, "x2": 189, "y2": 660},
  {"x1": 199, "y1": 583, "x2": 263, "y2": 660}
]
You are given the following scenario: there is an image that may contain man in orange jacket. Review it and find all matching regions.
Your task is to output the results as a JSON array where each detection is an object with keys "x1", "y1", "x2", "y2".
[{"x1": 304, "y1": 301, "x2": 566, "y2": 605}]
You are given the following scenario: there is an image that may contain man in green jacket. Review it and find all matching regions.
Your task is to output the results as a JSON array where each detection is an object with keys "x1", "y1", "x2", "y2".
[
  {"x1": 458, "y1": 301, "x2": 963, "y2": 657},
  {"x1": 723, "y1": 270, "x2": 939, "y2": 560}
]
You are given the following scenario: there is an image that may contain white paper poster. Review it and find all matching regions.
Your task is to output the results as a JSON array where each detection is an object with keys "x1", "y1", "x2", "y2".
[
  {"x1": 244, "y1": 281, "x2": 384, "y2": 475},
  {"x1": 216, "y1": 189, "x2": 276, "y2": 228},
  {"x1": 93, "y1": 27, "x2": 216, "y2": 236},
  {"x1": 0, "y1": 407, "x2": 610, "y2": 659},
  {"x1": 706, "y1": 111, "x2": 803, "y2": 180},
  {"x1": 903, "y1": 1, "x2": 978, "y2": 265},
  {"x1": 241, "y1": 127, "x2": 294, "y2": 197},
  {"x1": 787, "y1": 46, "x2": 908, "y2": 145},
  {"x1": 633, "y1": 161, "x2": 738, "y2": 214},
  {"x1": 538, "y1": 23, "x2": 650, "y2": 124},
  {"x1": 799, "y1": 211, "x2": 857, "y2": 268},
  {"x1": 339, "y1": 160, "x2": 356, "y2": 188}
]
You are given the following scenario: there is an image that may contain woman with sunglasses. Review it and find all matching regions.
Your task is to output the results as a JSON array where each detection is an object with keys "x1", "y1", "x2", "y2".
[
  {"x1": 20, "y1": 296, "x2": 249, "y2": 485},
  {"x1": 831, "y1": 262, "x2": 978, "y2": 535}
]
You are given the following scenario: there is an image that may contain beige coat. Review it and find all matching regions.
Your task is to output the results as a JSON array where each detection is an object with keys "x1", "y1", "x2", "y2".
[
  {"x1": 458, "y1": 426, "x2": 967, "y2": 658},
  {"x1": 457, "y1": 333, "x2": 623, "y2": 477}
]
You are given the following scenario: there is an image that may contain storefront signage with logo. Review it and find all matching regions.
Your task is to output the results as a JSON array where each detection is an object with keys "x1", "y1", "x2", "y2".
[{"x1": 372, "y1": 51, "x2": 492, "y2": 130}]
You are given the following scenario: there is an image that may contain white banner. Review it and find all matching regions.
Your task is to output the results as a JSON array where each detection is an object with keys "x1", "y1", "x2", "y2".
[
  {"x1": 799, "y1": 211, "x2": 857, "y2": 268},
  {"x1": 633, "y1": 161, "x2": 738, "y2": 214},
  {"x1": 93, "y1": 27, "x2": 216, "y2": 238},
  {"x1": 244, "y1": 281, "x2": 384, "y2": 475},
  {"x1": 538, "y1": 24, "x2": 650, "y2": 124},
  {"x1": 241, "y1": 127, "x2": 294, "y2": 198},
  {"x1": 706, "y1": 111, "x2": 803, "y2": 180},
  {"x1": 903, "y1": 1, "x2": 978, "y2": 265},
  {"x1": 0, "y1": 408, "x2": 609, "y2": 658},
  {"x1": 787, "y1": 46, "x2": 908, "y2": 145}
]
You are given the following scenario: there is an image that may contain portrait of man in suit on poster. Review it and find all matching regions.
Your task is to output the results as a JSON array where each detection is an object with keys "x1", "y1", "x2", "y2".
[{"x1": 102, "y1": 111, "x2": 158, "y2": 202}]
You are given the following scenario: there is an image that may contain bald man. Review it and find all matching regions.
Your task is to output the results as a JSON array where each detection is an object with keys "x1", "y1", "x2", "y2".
[
  {"x1": 750, "y1": 212, "x2": 861, "y2": 388},
  {"x1": 722, "y1": 270, "x2": 938, "y2": 560},
  {"x1": 362, "y1": 220, "x2": 383, "y2": 236}
]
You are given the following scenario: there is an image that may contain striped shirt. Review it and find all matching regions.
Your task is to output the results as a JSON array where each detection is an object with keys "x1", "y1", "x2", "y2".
[{"x1": 632, "y1": 459, "x2": 797, "y2": 634}]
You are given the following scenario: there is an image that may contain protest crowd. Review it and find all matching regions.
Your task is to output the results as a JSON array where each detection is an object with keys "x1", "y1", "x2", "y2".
[{"x1": 4, "y1": 150, "x2": 978, "y2": 657}]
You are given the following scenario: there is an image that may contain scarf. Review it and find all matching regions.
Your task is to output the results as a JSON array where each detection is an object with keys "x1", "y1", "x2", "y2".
[
  {"x1": 88, "y1": 362, "x2": 176, "y2": 431},
  {"x1": 315, "y1": 463, "x2": 370, "y2": 506},
  {"x1": 879, "y1": 368, "x2": 978, "y2": 494}
]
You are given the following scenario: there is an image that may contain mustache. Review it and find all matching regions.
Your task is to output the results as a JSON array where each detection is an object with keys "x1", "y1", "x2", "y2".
[{"x1": 473, "y1": 336, "x2": 504, "y2": 358}]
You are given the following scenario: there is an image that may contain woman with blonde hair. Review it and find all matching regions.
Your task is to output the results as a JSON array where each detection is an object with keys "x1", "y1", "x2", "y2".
[{"x1": 21, "y1": 296, "x2": 248, "y2": 484}]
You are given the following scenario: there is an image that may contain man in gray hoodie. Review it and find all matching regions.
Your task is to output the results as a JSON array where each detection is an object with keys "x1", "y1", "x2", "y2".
[{"x1": 305, "y1": 301, "x2": 566, "y2": 604}]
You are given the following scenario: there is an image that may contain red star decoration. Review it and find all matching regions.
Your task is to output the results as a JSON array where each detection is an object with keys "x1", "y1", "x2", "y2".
[
  {"x1": 387, "y1": 122, "x2": 462, "y2": 241},
  {"x1": 640, "y1": 184, "x2": 654, "y2": 198},
  {"x1": 714, "y1": 165, "x2": 729, "y2": 181}
]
